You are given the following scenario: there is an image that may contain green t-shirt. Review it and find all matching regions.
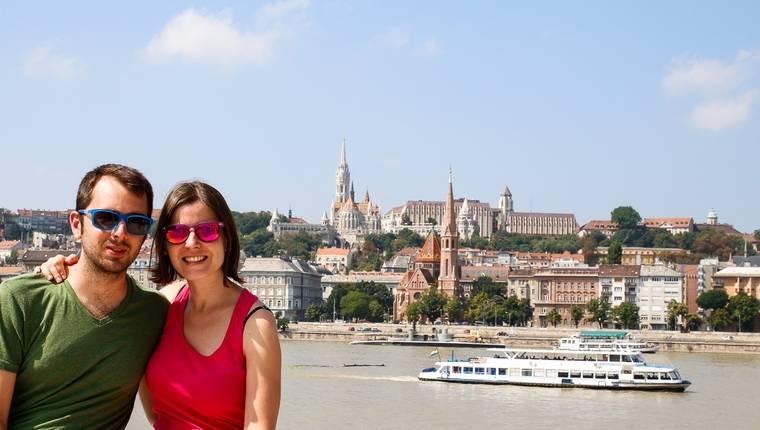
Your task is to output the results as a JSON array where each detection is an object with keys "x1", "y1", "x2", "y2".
[{"x1": 0, "y1": 273, "x2": 169, "y2": 429}]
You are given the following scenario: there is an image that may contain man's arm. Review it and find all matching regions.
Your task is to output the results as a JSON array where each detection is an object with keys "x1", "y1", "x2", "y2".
[{"x1": 0, "y1": 369, "x2": 16, "y2": 430}]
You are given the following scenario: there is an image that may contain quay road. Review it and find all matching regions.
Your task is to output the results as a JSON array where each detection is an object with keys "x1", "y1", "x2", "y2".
[{"x1": 282, "y1": 322, "x2": 760, "y2": 354}]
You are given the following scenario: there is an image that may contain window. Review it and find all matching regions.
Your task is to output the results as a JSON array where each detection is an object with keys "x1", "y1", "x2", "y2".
[
  {"x1": 463, "y1": 367, "x2": 473, "y2": 374},
  {"x1": 534, "y1": 369, "x2": 545, "y2": 377},
  {"x1": 488, "y1": 368, "x2": 496, "y2": 376},
  {"x1": 474, "y1": 368, "x2": 485, "y2": 375},
  {"x1": 521, "y1": 369, "x2": 532, "y2": 377},
  {"x1": 498, "y1": 368, "x2": 507, "y2": 376},
  {"x1": 558, "y1": 371, "x2": 569, "y2": 378},
  {"x1": 452, "y1": 366, "x2": 461, "y2": 374}
]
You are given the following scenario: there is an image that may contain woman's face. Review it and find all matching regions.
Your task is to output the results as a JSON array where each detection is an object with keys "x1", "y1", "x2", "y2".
[{"x1": 165, "y1": 200, "x2": 226, "y2": 284}]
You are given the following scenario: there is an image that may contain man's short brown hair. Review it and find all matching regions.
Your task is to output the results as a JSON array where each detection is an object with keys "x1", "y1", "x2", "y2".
[{"x1": 76, "y1": 164, "x2": 154, "y2": 215}]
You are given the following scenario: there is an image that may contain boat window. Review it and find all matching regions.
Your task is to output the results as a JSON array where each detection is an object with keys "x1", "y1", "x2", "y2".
[
  {"x1": 521, "y1": 369, "x2": 532, "y2": 377},
  {"x1": 669, "y1": 371, "x2": 680, "y2": 380},
  {"x1": 607, "y1": 372, "x2": 619, "y2": 379},
  {"x1": 633, "y1": 373, "x2": 645, "y2": 380},
  {"x1": 570, "y1": 371, "x2": 581, "y2": 378},
  {"x1": 498, "y1": 368, "x2": 507, "y2": 376},
  {"x1": 546, "y1": 369, "x2": 557, "y2": 377},
  {"x1": 601, "y1": 355, "x2": 609, "y2": 362},
  {"x1": 595, "y1": 372, "x2": 606, "y2": 379},
  {"x1": 622, "y1": 355, "x2": 632, "y2": 362},
  {"x1": 660, "y1": 373, "x2": 671, "y2": 380},
  {"x1": 558, "y1": 371, "x2": 569, "y2": 378},
  {"x1": 631, "y1": 355, "x2": 642, "y2": 363},
  {"x1": 463, "y1": 367, "x2": 473, "y2": 374},
  {"x1": 452, "y1": 366, "x2": 461, "y2": 374},
  {"x1": 534, "y1": 369, "x2": 545, "y2": 377},
  {"x1": 582, "y1": 372, "x2": 594, "y2": 379},
  {"x1": 646, "y1": 373, "x2": 657, "y2": 380},
  {"x1": 510, "y1": 368, "x2": 521, "y2": 376},
  {"x1": 622, "y1": 369, "x2": 632, "y2": 375},
  {"x1": 488, "y1": 368, "x2": 497, "y2": 375},
  {"x1": 474, "y1": 367, "x2": 485, "y2": 375},
  {"x1": 610, "y1": 355, "x2": 620, "y2": 362}
]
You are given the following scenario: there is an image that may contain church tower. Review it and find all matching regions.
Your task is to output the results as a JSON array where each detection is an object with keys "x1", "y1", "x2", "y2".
[
  {"x1": 335, "y1": 141, "x2": 351, "y2": 204},
  {"x1": 438, "y1": 169, "x2": 460, "y2": 297},
  {"x1": 499, "y1": 185, "x2": 513, "y2": 213}
]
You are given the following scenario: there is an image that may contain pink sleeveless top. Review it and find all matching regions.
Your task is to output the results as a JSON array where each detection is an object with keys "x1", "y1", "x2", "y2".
[{"x1": 145, "y1": 286, "x2": 257, "y2": 430}]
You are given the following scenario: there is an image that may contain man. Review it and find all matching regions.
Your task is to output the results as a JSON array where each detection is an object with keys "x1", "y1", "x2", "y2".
[{"x1": 0, "y1": 164, "x2": 168, "y2": 429}]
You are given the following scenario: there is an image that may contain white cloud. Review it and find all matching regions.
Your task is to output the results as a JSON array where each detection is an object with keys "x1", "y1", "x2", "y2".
[
  {"x1": 689, "y1": 91, "x2": 757, "y2": 131},
  {"x1": 375, "y1": 27, "x2": 409, "y2": 49},
  {"x1": 418, "y1": 38, "x2": 441, "y2": 57},
  {"x1": 663, "y1": 50, "x2": 760, "y2": 96},
  {"x1": 143, "y1": 2, "x2": 309, "y2": 69},
  {"x1": 23, "y1": 45, "x2": 83, "y2": 80}
]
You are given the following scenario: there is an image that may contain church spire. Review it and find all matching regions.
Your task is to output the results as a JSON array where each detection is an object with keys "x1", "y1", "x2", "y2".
[
  {"x1": 439, "y1": 167, "x2": 460, "y2": 299},
  {"x1": 340, "y1": 138, "x2": 348, "y2": 166}
]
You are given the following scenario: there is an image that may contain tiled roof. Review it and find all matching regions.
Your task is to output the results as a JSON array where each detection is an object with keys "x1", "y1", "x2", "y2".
[
  {"x1": 598, "y1": 264, "x2": 640, "y2": 277},
  {"x1": 509, "y1": 211, "x2": 576, "y2": 218},
  {"x1": 714, "y1": 266, "x2": 760, "y2": 277},
  {"x1": 0, "y1": 240, "x2": 21, "y2": 250},
  {"x1": 241, "y1": 257, "x2": 321, "y2": 275},
  {"x1": 582, "y1": 220, "x2": 618, "y2": 230},
  {"x1": 460, "y1": 265, "x2": 510, "y2": 280},
  {"x1": 640, "y1": 265, "x2": 681, "y2": 277},
  {"x1": 643, "y1": 217, "x2": 693, "y2": 228},
  {"x1": 416, "y1": 234, "x2": 440, "y2": 262},
  {"x1": 19, "y1": 249, "x2": 76, "y2": 263},
  {"x1": 0, "y1": 267, "x2": 24, "y2": 276},
  {"x1": 316, "y1": 247, "x2": 350, "y2": 257}
]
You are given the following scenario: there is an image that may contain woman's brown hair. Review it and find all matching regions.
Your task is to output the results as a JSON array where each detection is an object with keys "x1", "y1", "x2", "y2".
[{"x1": 150, "y1": 181, "x2": 241, "y2": 286}]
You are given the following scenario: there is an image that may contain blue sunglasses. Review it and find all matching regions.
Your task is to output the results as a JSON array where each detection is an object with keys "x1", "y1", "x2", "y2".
[{"x1": 78, "y1": 209, "x2": 153, "y2": 236}]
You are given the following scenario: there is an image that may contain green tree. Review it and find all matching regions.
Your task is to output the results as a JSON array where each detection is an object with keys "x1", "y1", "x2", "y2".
[
  {"x1": 612, "y1": 302, "x2": 640, "y2": 329},
  {"x1": 666, "y1": 300, "x2": 690, "y2": 330},
  {"x1": 607, "y1": 240, "x2": 623, "y2": 264},
  {"x1": 274, "y1": 311, "x2": 289, "y2": 332},
  {"x1": 240, "y1": 229, "x2": 279, "y2": 258},
  {"x1": 418, "y1": 288, "x2": 447, "y2": 322},
  {"x1": 546, "y1": 309, "x2": 562, "y2": 327},
  {"x1": 367, "y1": 300, "x2": 385, "y2": 322},
  {"x1": 280, "y1": 231, "x2": 321, "y2": 260},
  {"x1": 611, "y1": 206, "x2": 641, "y2": 230},
  {"x1": 471, "y1": 276, "x2": 502, "y2": 298},
  {"x1": 406, "y1": 301, "x2": 422, "y2": 331},
  {"x1": 444, "y1": 297, "x2": 464, "y2": 323},
  {"x1": 340, "y1": 291, "x2": 370, "y2": 321},
  {"x1": 570, "y1": 305, "x2": 585, "y2": 328},
  {"x1": 696, "y1": 289, "x2": 729, "y2": 310},
  {"x1": 393, "y1": 228, "x2": 424, "y2": 249},
  {"x1": 727, "y1": 291, "x2": 760, "y2": 332},
  {"x1": 5, "y1": 249, "x2": 18, "y2": 265},
  {"x1": 587, "y1": 297, "x2": 611, "y2": 328},
  {"x1": 232, "y1": 211, "x2": 272, "y2": 235},
  {"x1": 356, "y1": 281, "x2": 394, "y2": 315},
  {"x1": 401, "y1": 213, "x2": 412, "y2": 225},
  {"x1": 754, "y1": 229, "x2": 760, "y2": 242},
  {"x1": 326, "y1": 284, "x2": 352, "y2": 320},
  {"x1": 684, "y1": 313, "x2": 703, "y2": 332},
  {"x1": 708, "y1": 308, "x2": 731, "y2": 331},
  {"x1": 426, "y1": 217, "x2": 437, "y2": 226},
  {"x1": 305, "y1": 304, "x2": 320, "y2": 322}
]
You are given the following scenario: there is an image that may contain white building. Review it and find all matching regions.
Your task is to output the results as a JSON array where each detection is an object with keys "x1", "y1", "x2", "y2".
[
  {"x1": 241, "y1": 256, "x2": 323, "y2": 321},
  {"x1": 314, "y1": 247, "x2": 353, "y2": 273},
  {"x1": 638, "y1": 265, "x2": 683, "y2": 330},
  {"x1": 598, "y1": 265, "x2": 640, "y2": 308}
]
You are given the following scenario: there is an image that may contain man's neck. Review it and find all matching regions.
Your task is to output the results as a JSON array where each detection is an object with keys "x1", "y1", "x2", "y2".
[{"x1": 67, "y1": 260, "x2": 129, "y2": 319}]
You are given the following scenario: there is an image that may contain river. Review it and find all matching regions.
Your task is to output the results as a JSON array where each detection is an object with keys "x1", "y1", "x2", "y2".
[{"x1": 127, "y1": 340, "x2": 760, "y2": 429}]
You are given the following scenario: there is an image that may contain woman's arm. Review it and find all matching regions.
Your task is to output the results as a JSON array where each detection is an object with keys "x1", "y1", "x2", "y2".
[
  {"x1": 138, "y1": 376, "x2": 157, "y2": 425},
  {"x1": 242, "y1": 305, "x2": 281, "y2": 430}
]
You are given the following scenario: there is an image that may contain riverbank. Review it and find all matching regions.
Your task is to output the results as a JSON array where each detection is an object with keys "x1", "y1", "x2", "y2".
[{"x1": 280, "y1": 322, "x2": 760, "y2": 354}]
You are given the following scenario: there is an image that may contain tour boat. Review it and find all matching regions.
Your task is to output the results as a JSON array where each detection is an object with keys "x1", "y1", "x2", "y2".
[
  {"x1": 556, "y1": 330, "x2": 659, "y2": 354},
  {"x1": 418, "y1": 347, "x2": 690, "y2": 391}
]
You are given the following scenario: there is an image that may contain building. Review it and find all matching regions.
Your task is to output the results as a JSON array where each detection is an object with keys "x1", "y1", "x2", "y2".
[
  {"x1": 381, "y1": 247, "x2": 418, "y2": 273},
  {"x1": 320, "y1": 271, "x2": 404, "y2": 301},
  {"x1": 15, "y1": 209, "x2": 71, "y2": 234},
  {"x1": 267, "y1": 208, "x2": 338, "y2": 245},
  {"x1": 382, "y1": 198, "x2": 493, "y2": 239},
  {"x1": 0, "y1": 266, "x2": 25, "y2": 283},
  {"x1": 596, "y1": 246, "x2": 684, "y2": 265},
  {"x1": 505, "y1": 268, "x2": 536, "y2": 302},
  {"x1": 438, "y1": 172, "x2": 461, "y2": 298},
  {"x1": 598, "y1": 265, "x2": 640, "y2": 308},
  {"x1": 460, "y1": 265, "x2": 510, "y2": 298},
  {"x1": 326, "y1": 143, "x2": 382, "y2": 245},
  {"x1": 127, "y1": 251, "x2": 157, "y2": 290},
  {"x1": 578, "y1": 220, "x2": 618, "y2": 238},
  {"x1": 314, "y1": 247, "x2": 353, "y2": 273},
  {"x1": 638, "y1": 265, "x2": 683, "y2": 330},
  {"x1": 712, "y1": 267, "x2": 760, "y2": 301},
  {"x1": 494, "y1": 186, "x2": 579, "y2": 236},
  {"x1": 675, "y1": 264, "x2": 699, "y2": 314},
  {"x1": 532, "y1": 267, "x2": 599, "y2": 327},
  {"x1": 0, "y1": 240, "x2": 24, "y2": 262},
  {"x1": 642, "y1": 217, "x2": 694, "y2": 235},
  {"x1": 697, "y1": 258, "x2": 729, "y2": 296},
  {"x1": 18, "y1": 249, "x2": 77, "y2": 272},
  {"x1": 241, "y1": 256, "x2": 323, "y2": 321}
]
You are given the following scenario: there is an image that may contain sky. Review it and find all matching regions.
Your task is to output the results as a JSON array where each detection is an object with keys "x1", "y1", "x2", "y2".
[{"x1": 1, "y1": 1, "x2": 759, "y2": 232}]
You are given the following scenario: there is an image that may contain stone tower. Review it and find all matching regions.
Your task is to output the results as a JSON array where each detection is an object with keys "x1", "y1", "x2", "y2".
[
  {"x1": 438, "y1": 169, "x2": 460, "y2": 297},
  {"x1": 335, "y1": 141, "x2": 350, "y2": 205},
  {"x1": 499, "y1": 185, "x2": 513, "y2": 213}
]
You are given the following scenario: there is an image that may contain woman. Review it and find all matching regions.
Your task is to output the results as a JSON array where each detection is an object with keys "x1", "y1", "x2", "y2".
[{"x1": 42, "y1": 181, "x2": 281, "y2": 429}]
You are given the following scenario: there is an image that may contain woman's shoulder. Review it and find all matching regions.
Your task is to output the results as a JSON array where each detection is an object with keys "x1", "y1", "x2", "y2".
[{"x1": 157, "y1": 281, "x2": 186, "y2": 303}]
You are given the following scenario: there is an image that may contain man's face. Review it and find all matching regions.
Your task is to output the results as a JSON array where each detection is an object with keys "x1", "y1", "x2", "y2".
[{"x1": 70, "y1": 176, "x2": 148, "y2": 275}]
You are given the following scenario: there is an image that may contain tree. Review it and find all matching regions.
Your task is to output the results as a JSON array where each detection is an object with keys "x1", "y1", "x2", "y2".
[
  {"x1": 401, "y1": 213, "x2": 412, "y2": 225},
  {"x1": 696, "y1": 289, "x2": 729, "y2": 310},
  {"x1": 240, "y1": 229, "x2": 279, "y2": 258},
  {"x1": 546, "y1": 309, "x2": 562, "y2": 327},
  {"x1": 340, "y1": 291, "x2": 370, "y2": 321},
  {"x1": 727, "y1": 291, "x2": 760, "y2": 332},
  {"x1": 472, "y1": 276, "x2": 502, "y2": 298},
  {"x1": 708, "y1": 308, "x2": 731, "y2": 331},
  {"x1": 444, "y1": 297, "x2": 464, "y2": 323},
  {"x1": 274, "y1": 311, "x2": 289, "y2": 332},
  {"x1": 587, "y1": 297, "x2": 611, "y2": 328},
  {"x1": 607, "y1": 240, "x2": 623, "y2": 264},
  {"x1": 755, "y1": 229, "x2": 760, "y2": 242},
  {"x1": 233, "y1": 211, "x2": 272, "y2": 235},
  {"x1": 305, "y1": 304, "x2": 320, "y2": 322},
  {"x1": 367, "y1": 300, "x2": 385, "y2": 322},
  {"x1": 685, "y1": 314, "x2": 703, "y2": 332},
  {"x1": 356, "y1": 281, "x2": 394, "y2": 316},
  {"x1": 418, "y1": 288, "x2": 447, "y2": 322},
  {"x1": 394, "y1": 228, "x2": 424, "y2": 249},
  {"x1": 611, "y1": 206, "x2": 641, "y2": 230},
  {"x1": 570, "y1": 305, "x2": 585, "y2": 328},
  {"x1": 280, "y1": 231, "x2": 321, "y2": 260},
  {"x1": 5, "y1": 249, "x2": 18, "y2": 265},
  {"x1": 612, "y1": 302, "x2": 640, "y2": 329},
  {"x1": 426, "y1": 217, "x2": 437, "y2": 226},
  {"x1": 406, "y1": 301, "x2": 422, "y2": 331},
  {"x1": 666, "y1": 300, "x2": 689, "y2": 330}
]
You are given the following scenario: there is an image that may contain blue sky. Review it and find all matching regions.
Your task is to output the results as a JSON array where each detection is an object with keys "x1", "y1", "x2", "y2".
[{"x1": 1, "y1": 1, "x2": 758, "y2": 232}]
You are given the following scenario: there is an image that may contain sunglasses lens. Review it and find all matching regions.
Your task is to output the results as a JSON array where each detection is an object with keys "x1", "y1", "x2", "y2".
[
  {"x1": 196, "y1": 223, "x2": 221, "y2": 242},
  {"x1": 165, "y1": 225, "x2": 190, "y2": 244},
  {"x1": 92, "y1": 210, "x2": 119, "y2": 230},
  {"x1": 126, "y1": 216, "x2": 151, "y2": 235}
]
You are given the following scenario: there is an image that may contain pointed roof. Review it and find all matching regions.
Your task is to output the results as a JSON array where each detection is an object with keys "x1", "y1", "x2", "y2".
[
  {"x1": 442, "y1": 168, "x2": 457, "y2": 236},
  {"x1": 363, "y1": 190, "x2": 370, "y2": 203},
  {"x1": 459, "y1": 197, "x2": 470, "y2": 215},
  {"x1": 340, "y1": 194, "x2": 359, "y2": 212},
  {"x1": 502, "y1": 185, "x2": 511, "y2": 196},
  {"x1": 340, "y1": 139, "x2": 347, "y2": 166},
  {"x1": 416, "y1": 232, "x2": 441, "y2": 263}
]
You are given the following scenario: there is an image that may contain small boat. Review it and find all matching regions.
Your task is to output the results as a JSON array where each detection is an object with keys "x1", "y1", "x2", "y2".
[
  {"x1": 418, "y1": 347, "x2": 690, "y2": 391},
  {"x1": 556, "y1": 330, "x2": 659, "y2": 354}
]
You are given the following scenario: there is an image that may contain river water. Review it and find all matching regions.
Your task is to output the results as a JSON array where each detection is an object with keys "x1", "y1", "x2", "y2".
[{"x1": 128, "y1": 340, "x2": 760, "y2": 429}]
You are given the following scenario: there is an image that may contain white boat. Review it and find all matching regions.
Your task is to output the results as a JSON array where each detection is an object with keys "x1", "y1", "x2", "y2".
[
  {"x1": 418, "y1": 347, "x2": 690, "y2": 391},
  {"x1": 557, "y1": 330, "x2": 659, "y2": 354}
]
